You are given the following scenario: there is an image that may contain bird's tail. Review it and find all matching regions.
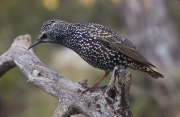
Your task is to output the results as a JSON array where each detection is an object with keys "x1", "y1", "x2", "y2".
[
  {"x1": 143, "y1": 66, "x2": 164, "y2": 79},
  {"x1": 130, "y1": 61, "x2": 164, "y2": 78}
]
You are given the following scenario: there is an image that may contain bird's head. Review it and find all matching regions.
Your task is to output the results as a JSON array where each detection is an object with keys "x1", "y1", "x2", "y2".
[{"x1": 28, "y1": 20, "x2": 69, "y2": 50}]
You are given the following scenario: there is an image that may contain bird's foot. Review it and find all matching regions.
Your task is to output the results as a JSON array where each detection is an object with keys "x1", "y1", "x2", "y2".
[
  {"x1": 81, "y1": 84, "x2": 107, "y2": 95},
  {"x1": 81, "y1": 83, "x2": 98, "y2": 95}
]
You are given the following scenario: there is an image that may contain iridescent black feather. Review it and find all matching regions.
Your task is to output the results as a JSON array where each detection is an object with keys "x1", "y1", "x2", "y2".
[{"x1": 29, "y1": 20, "x2": 164, "y2": 79}]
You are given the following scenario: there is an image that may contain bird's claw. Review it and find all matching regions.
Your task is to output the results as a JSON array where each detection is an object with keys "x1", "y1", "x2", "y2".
[{"x1": 81, "y1": 84, "x2": 107, "y2": 95}]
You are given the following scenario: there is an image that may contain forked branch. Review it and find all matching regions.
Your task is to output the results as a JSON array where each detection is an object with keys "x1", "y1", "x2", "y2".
[{"x1": 0, "y1": 34, "x2": 133, "y2": 117}]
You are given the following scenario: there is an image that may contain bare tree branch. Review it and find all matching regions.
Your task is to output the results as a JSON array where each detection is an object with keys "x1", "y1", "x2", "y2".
[{"x1": 0, "y1": 34, "x2": 133, "y2": 117}]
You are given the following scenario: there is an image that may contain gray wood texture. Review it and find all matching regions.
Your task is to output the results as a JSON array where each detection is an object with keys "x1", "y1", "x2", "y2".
[{"x1": 0, "y1": 34, "x2": 133, "y2": 117}]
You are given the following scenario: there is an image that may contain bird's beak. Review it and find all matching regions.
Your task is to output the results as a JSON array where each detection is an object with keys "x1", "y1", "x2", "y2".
[{"x1": 28, "y1": 39, "x2": 41, "y2": 50}]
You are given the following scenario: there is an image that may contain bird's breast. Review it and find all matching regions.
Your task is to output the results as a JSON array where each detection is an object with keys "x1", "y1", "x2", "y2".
[{"x1": 64, "y1": 32, "x2": 129, "y2": 71}]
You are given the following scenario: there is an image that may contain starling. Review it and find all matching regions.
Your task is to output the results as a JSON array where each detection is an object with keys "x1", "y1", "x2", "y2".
[{"x1": 28, "y1": 20, "x2": 164, "y2": 93}]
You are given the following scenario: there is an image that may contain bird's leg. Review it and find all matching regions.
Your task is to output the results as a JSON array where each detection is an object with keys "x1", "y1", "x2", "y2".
[{"x1": 81, "y1": 72, "x2": 109, "y2": 94}]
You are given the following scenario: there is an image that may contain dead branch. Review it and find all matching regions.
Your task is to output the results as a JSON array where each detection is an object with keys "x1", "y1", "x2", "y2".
[{"x1": 0, "y1": 34, "x2": 133, "y2": 117}]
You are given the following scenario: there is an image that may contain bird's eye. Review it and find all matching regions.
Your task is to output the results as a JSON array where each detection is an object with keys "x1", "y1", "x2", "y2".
[{"x1": 41, "y1": 33, "x2": 47, "y2": 39}]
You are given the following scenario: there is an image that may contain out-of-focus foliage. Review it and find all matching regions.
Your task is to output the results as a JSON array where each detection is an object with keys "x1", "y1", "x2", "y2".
[{"x1": 0, "y1": 0, "x2": 180, "y2": 117}]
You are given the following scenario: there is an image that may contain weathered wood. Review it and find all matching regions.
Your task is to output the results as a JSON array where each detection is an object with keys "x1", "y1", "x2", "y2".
[{"x1": 0, "y1": 34, "x2": 133, "y2": 117}]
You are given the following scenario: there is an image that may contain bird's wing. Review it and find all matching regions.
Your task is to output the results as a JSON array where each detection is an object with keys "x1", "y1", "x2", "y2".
[{"x1": 90, "y1": 29, "x2": 155, "y2": 67}]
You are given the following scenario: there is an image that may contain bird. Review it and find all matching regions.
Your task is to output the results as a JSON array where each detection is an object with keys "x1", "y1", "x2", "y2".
[{"x1": 28, "y1": 19, "x2": 164, "y2": 93}]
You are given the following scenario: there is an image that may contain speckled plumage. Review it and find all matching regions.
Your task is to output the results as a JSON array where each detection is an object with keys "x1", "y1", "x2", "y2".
[{"x1": 29, "y1": 20, "x2": 164, "y2": 85}]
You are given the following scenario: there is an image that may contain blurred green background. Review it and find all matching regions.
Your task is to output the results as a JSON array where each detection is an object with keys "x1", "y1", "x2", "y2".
[{"x1": 0, "y1": 0, "x2": 180, "y2": 117}]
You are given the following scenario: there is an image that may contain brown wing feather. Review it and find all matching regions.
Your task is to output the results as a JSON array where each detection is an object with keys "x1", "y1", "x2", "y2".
[
  {"x1": 86, "y1": 23, "x2": 137, "y2": 51},
  {"x1": 87, "y1": 23, "x2": 155, "y2": 67},
  {"x1": 94, "y1": 34, "x2": 155, "y2": 67},
  {"x1": 112, "y1": 34, "x2": 138, "y2": 51}
]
